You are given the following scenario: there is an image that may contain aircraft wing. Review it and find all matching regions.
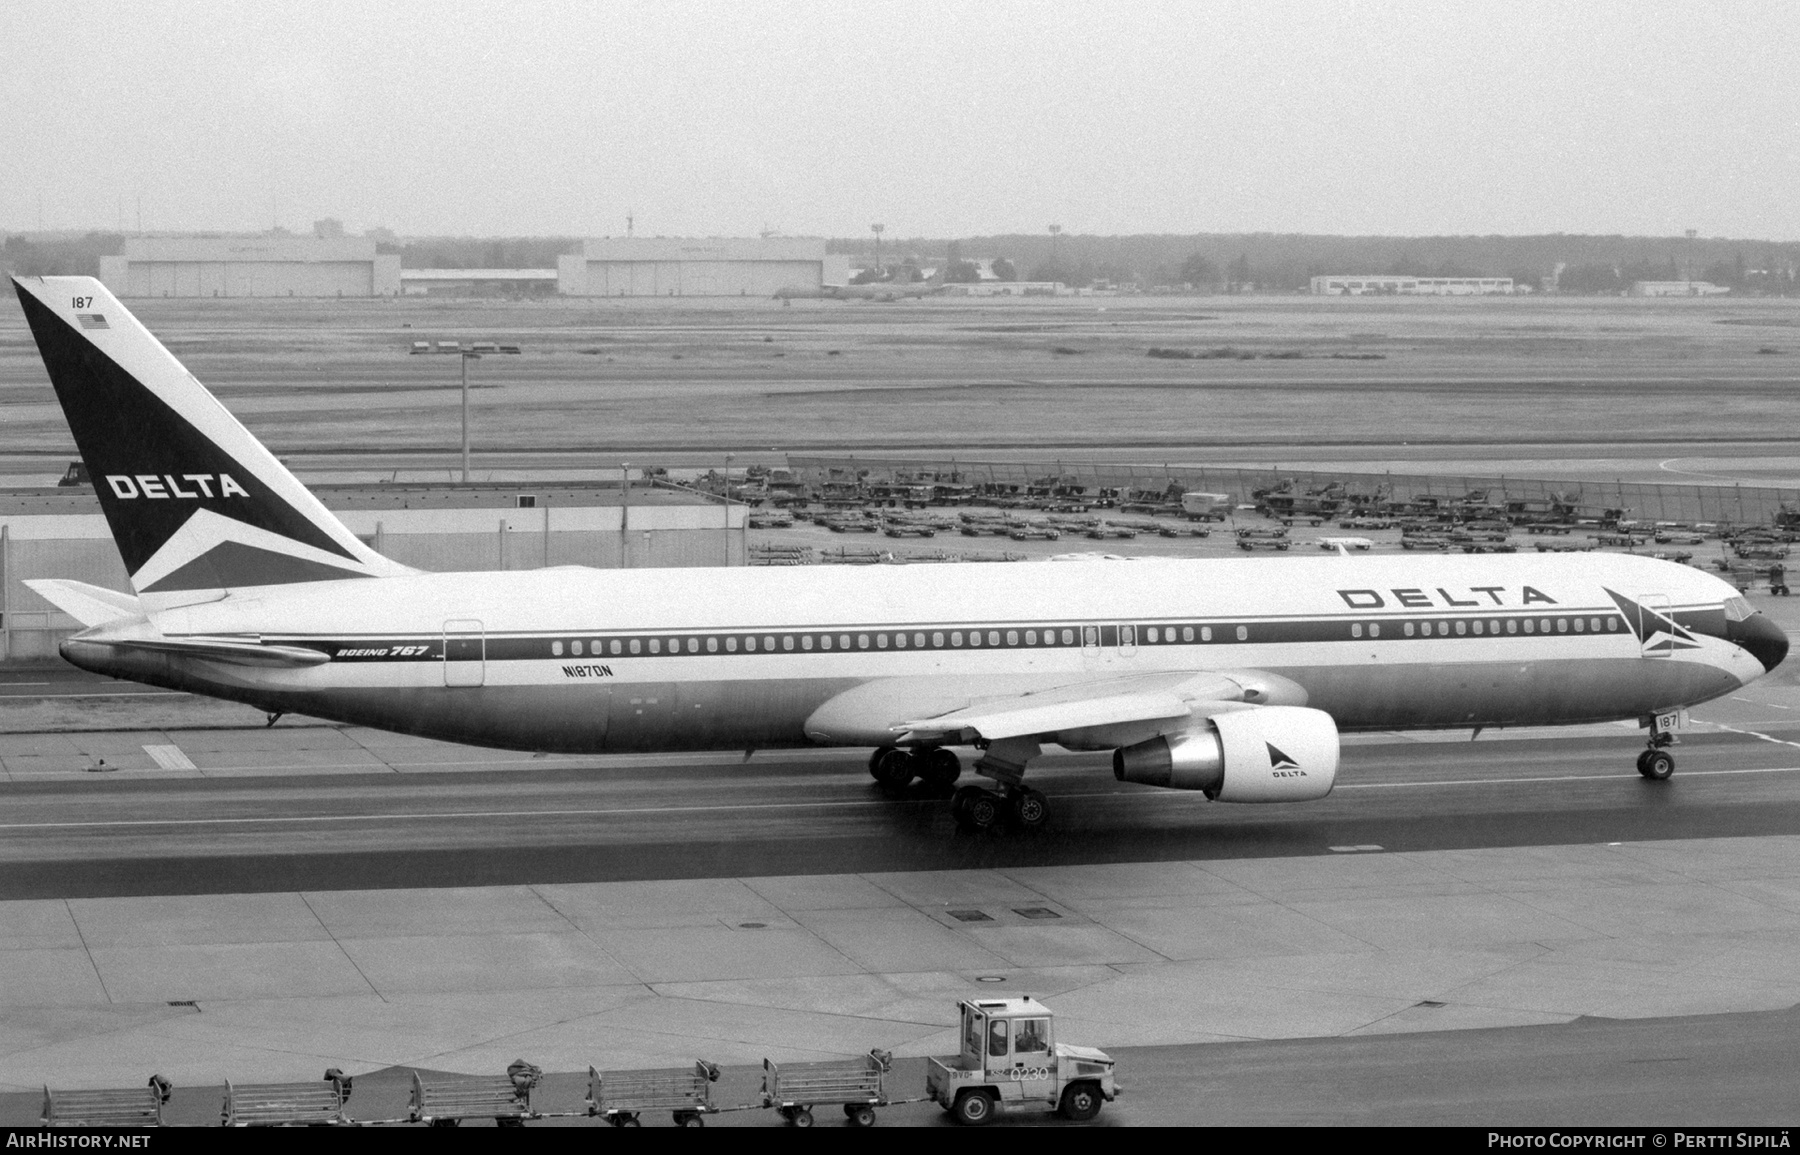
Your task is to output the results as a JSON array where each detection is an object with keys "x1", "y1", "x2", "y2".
[
  {"x1": 805, "y1": 669, "x2": 1303, "y2": 747},
  {"x1": 896, "y1": 684, "x2": 1191, "y2": 741}
]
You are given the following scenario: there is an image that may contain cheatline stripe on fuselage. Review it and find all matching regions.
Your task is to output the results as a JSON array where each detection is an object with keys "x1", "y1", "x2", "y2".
[{"x1": 227, "y1": 605, "x2": 1711, "y2": 664}]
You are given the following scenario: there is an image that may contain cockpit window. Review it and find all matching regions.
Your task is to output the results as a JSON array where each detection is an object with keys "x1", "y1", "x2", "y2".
[{"x1": 1724, "y1": 596, "x2": 1753, "y2": 623}]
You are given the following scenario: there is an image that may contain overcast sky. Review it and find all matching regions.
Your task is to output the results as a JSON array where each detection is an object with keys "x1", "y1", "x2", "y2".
[{"x1": 5, "y1": 0, "x2": 1797, "y2": 240}]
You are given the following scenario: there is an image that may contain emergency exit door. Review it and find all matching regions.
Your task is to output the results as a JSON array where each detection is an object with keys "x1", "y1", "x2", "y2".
[{"x1": 443, "y1": 619, "x2": 485, "y2": 687}]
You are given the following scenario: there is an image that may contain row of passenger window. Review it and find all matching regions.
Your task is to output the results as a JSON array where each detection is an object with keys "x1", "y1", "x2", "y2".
[
  {"x1": 1349, "y1": 616, "x2": 1622, "y2": 639},
  {"x1": 540, "y1": 614, "x2": 1620, "y2": 658},
  {"x1": 551, "y1": 626, "x2": 1118, "y2": 658}
]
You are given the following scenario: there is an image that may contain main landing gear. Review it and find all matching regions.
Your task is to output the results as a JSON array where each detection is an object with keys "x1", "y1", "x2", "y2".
[
  {"x1": 950, "y1": 784, "x2": 1049, "y2": 832},
  {"x1": 868, "y1": 745, "x2": 963, "y2": 794},
  {"x1": 869, "y1": 743, "x2": 1051, "y2": 831}
]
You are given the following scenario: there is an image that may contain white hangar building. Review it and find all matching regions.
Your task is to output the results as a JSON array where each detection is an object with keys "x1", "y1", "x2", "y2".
[
  {"x1": 557, "y1": 237, "x2": 850, "y2": 297},
  {"x1": 98, "y1": 237, "x2": 403, "y2": 298}
]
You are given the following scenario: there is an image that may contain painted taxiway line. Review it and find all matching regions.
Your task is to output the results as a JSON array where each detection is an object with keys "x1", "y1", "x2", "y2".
[{"x1": 4, "y1": 764, "x2": 1799, "y2": 831}]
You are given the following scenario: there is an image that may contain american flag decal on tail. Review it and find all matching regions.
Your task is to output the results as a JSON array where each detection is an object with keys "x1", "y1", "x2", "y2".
[{"x1": 77, "y1": 313, "x2": 109, "y2": 330}]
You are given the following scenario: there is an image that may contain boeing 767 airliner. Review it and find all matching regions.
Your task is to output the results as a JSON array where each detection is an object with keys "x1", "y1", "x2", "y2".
[{"x1": 11, "y1": 276, "x2": 1788, "y2": 829}]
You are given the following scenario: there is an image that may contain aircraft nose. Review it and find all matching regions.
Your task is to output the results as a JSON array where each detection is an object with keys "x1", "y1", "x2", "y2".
[{"x1": 1731, "y1": 613, "x2": 1789, "y2": 673}]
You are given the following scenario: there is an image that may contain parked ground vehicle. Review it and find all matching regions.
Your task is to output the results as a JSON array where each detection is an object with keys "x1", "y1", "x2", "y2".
[{"x1": 925, "y1": 998, "x2": 1117, "y2": 1125}]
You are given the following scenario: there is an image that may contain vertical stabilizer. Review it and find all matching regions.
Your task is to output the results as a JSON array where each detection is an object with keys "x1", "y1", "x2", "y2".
[{"x1": 11, "y1": 275, "x2": 411, "y2": 605}]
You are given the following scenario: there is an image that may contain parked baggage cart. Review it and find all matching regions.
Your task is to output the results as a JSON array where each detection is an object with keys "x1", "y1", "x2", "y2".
[
  {"x1": 410, "y1": 1060, "x2": 540, "y2": 1127},
  {"x1": 222, "y1": 1070, "x2": 351, "y2": 1126},
  {"x1": 43, "y1": 1076, "x2": 171, "y2": 1127},
  {"x1": 587, "y1": 1060, "x2": 720, "y2": 1127},
  {"x1": 762, "y1": 1049, "x2": 898, "y2": 1127}
]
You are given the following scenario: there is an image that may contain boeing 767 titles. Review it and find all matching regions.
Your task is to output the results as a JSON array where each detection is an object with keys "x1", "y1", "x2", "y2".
[{"x1": 11, "y1": 276, "x2": 1788, "y2": 830}]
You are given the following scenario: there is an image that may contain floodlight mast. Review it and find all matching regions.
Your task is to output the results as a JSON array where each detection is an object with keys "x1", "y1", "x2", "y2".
[
  {"x1": 460, "y1": 351, "x2": 481, "y2": 484},
  {"x1": 871, "y1": 223, "x2": 885, "y2": 280}
]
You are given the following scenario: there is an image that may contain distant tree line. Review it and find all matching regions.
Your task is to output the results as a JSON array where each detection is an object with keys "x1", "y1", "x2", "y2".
[
  {"x1": 827, "y1": 233, "x2": 1800, "y2": 294},
  {"x1": 6, "y1": 229, "x2": 1797, "y2": 295}
]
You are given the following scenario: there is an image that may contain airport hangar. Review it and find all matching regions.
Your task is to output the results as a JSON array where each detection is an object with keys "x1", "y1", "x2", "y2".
[
  {"x1": 556, "y1": 237, "x2": 852, "y2": 297},
  {"x1": 97, "y1": 236, "x2": 403, "y2": 298}
]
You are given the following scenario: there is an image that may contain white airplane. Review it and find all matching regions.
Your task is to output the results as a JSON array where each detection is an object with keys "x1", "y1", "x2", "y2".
[{"x1": 11, "y1": 276, "x2": 1789, "y2": 830}]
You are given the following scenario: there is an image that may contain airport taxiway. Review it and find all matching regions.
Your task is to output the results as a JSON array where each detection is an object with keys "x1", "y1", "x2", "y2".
[
  {"x1": 6, "y1": 714, "x2": 1800, "y2": 1107},
  {"x1": 3, "y1": 608, "x2": 1798, "y2": 1121}
]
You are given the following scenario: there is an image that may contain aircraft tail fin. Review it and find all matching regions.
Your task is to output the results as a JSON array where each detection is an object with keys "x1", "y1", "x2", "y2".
[{"x1": 11, "y1": 276, "x2": 411, "y2": 606}]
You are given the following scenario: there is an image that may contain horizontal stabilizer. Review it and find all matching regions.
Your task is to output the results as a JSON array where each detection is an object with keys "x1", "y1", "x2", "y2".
[
  {"x1": 23, "y1": 579, "x2": 142, "y2": 627},
  {"x1": 100, "y1": 635, "x2": 331, "y2": 668}
]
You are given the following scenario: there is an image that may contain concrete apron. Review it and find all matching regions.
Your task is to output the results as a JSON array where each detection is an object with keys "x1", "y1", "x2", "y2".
[{"x1": 5, "y1": 834, "x2": 1800, "y2": 1101}]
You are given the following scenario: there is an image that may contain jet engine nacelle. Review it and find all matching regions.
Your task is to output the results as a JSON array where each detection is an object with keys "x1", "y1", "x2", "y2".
[{"x1": 1111, "y1": 706, "x2": 1339, "y2": 802}]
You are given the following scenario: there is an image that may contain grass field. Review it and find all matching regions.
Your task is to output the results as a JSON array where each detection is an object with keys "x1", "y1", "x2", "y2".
[{"x1": 3, "y1": 293, "x2": 1799, "y2": 457}]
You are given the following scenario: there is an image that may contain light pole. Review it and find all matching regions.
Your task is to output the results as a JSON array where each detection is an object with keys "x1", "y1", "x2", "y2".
[
  {"x1": 1048, "y1": 224, "x2": 1062, "y2": 276},
  {"x1": 1685, "y1": 228, "x2": 1698, "y2": 285},
  {"x1": 723, "y1": 452, "x2": 734, "y2": 567},
  {"x1": 460, "y1": 351, "x2": 481, "y2": 484},
  {"x1": 871, "y1": 223, "x2": 885, "y2": 280},
  {"x1": 619, "y1": 461, "x2": 630, "y2": 569}
]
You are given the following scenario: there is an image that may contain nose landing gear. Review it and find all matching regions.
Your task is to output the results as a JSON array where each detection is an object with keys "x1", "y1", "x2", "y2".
[
  {"x1": 1637, "y1": 744, "x2": 1675, "y2": 780},
  {"x1": 1637, "y1": 714, "x2": 1680, "y2": 780}
]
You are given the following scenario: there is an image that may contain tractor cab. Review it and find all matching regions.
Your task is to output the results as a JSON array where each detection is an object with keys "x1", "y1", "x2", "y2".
[{"x1": 926, "y1": 996, "x2": 1117, "y2": 1125}]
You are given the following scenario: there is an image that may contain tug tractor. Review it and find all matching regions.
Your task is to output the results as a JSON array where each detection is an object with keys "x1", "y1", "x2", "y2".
[{"x1": 926, "y1": 997, "x2": 1118, "y2": 1125}]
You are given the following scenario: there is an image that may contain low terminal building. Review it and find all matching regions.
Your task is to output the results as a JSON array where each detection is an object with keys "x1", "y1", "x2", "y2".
[
  {"x1": 1629, "y1": 280, "x2": 1731, "y2": 297},
  {"x1": 557, "y1": 237, "x2": 851, "y2": 297},
  {"x1": 942, "y1": 281, "x2": 1066, "y2": 297},
  {"x1": 98, "y1": 237, "x2": 402, "y2": 298},
  {"x1": 1310, "y1": 275, "x2": 1515, "y2": 296},
  {"x1": 0, "y1": 482, "x2": 744, "y2": 660}
]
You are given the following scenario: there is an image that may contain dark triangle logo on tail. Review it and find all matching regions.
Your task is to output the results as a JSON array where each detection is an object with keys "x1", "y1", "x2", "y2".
[
  {"x1": 12, "y1": 281, "x2": 360, "y2": 579},
  {"x1": 1603, "y1": 588, "x2": 1701, "y2": 653},
  {"x1": 1266, "y1": 743, "x2": 1300, "y2": 770}
]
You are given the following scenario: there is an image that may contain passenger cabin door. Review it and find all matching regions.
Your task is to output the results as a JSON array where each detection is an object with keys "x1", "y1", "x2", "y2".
[
  {"x1": 1637, "y1": 594, "x2": 1674, "y2": 659},
  {"x1": 443, "y1": 619, "x2": 485, "y2": 687},
  {"x1": 1116, "y1": 622, "x2": 1138, "y2": 658}
]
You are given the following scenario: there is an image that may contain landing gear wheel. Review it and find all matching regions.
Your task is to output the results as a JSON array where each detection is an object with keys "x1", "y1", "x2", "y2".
[
  {"x1": 1639, "y1": 749, "x2": 1675, "y2": 780},
  {"x1": 1009, "y1": 787, "x2": 1050, "y2": 829},
  {"x1": 871, "y1": 747, "x2": 917, "y2": 792},
  {"x1": 918, "y1": 747, "x2": 963, "y2": 791},
  {"x1": 1058, "y1": 1081, "x2": 1103, "y2": 1122},
  {"x1": 952, "y1": 786, "x2": 1003, "y2": 830},
  {"x1": 952, "y1": 1090, "x2": 996, "y2": 1126}
]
